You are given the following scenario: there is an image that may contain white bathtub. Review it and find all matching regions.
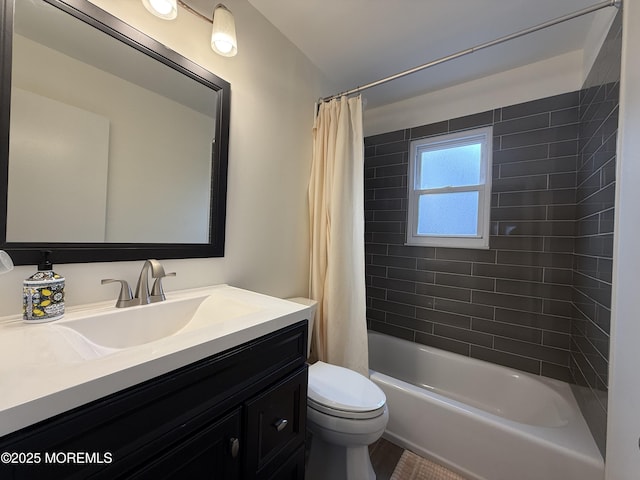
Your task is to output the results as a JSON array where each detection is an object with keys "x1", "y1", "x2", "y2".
[{"x1": 368, "y1": 331, "x2": 604, "y2": 480}]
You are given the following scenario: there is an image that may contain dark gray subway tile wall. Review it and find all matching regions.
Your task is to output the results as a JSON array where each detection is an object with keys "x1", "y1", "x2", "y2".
[
  {"x1": 570, "y1": 9, "x2": 622, "y2": 457},
  {"x1": 364, "y1": 91, "x2": 580, "y2": 382},
  {"x1": 363, "y1": 10, "x2": 621, "y2": 458}
]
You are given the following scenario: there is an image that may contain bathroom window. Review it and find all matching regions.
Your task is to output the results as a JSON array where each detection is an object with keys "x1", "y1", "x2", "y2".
[{"x1": 407, "y1": 126, "x2": 493, "y2": 249}]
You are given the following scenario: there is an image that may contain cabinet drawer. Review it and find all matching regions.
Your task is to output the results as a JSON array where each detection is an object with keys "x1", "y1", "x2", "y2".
[{"x1": 244, "y1": 367, "x2": 308, "y2": 479}]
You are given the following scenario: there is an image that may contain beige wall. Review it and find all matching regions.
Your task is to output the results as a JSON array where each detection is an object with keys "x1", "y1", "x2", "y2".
[
  {"x1": 0, "y1": 0, "x2": 331, "y2": 316},
  {"x1": 363, "y1": 50, "x2": 584, "y2": 137},
  {"x1": 362, "y1": 8, "x2": 618, "y2": 138},
  {"x1": 606, "y1": 1, "x2": 640, "y2": 478}
]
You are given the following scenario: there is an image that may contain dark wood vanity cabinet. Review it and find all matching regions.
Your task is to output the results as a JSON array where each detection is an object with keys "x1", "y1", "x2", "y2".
[
  {"x1": 0, "y1": 321, "x2": 308, "y2": 480},
  {"x1": 129, "y1": 406, "x2": 243, "y2": 479}
]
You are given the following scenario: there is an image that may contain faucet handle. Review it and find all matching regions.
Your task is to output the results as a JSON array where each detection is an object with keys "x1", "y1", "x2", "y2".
[
  {"x1": 150, "y1": 272, "x2": 176, "y2": 302},
  {"x1": 101, "y1": 279, "x2": 134, "y2": 308},
  {"x1": 150, "y1": 261, "x2": 166, "y2": 279}
]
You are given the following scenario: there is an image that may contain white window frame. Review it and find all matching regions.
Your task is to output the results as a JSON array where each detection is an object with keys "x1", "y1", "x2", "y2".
[{"x1": 406, "y1": 126, "x2": 493, "y2": 249}]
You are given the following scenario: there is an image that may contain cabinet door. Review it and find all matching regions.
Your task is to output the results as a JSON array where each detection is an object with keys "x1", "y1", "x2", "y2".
[
  {"x1": 266, "y1": 445, "x2": 305, "y2": 480},
  {"x1": 127, "y1": 408, "x2": 242, "y2": 480},
  {"x1": 244, "y1": 367, "x2": 307, "y2": 479}
]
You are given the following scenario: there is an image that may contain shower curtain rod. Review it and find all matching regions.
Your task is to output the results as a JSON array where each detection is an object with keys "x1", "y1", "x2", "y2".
[{"x1": 321, "y1": 0, "x2": 621, "y2": 103}]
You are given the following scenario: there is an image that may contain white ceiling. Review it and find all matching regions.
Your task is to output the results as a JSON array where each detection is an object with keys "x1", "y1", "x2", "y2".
[{"x1": 187, "y1": 0, "x2": 616, "y2": 108}]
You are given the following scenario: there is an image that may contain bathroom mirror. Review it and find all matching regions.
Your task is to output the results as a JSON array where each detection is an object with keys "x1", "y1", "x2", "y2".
[{"x1": 0, "y1": 0, "x2": 230, "y2": 265}]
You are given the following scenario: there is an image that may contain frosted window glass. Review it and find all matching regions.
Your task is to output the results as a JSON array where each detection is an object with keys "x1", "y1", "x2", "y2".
[
  {"x1": 417, "y1": 192, "x2": 479, "y2": 236},
  {"x1": 418, "y1": 143, "x2": 481, "y2": 189}
]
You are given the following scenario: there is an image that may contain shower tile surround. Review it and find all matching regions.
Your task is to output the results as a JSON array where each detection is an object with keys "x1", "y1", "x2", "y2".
[
  {"x1": 365, "y1": 95, "x2": 581, "y2": 382},
  {"x1": 364, "y1": 11, "x2": 620, "y2": 456},
  {"x1": 570, "y1": 11, "x2": 621, "y2": 455}
]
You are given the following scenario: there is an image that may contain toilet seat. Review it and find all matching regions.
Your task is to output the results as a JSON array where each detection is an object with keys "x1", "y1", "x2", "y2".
[{"x1": 308, "y1": 361, "x2": 386, "y2": 420}]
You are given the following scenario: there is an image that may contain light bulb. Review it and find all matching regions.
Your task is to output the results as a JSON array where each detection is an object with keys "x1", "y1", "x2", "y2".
[
  {"x1": 142, "y1": 0, "x2": 177, "y2": 20},
  {"x1": 213, "y1": 37, "x2": 234, "y2": 54}
]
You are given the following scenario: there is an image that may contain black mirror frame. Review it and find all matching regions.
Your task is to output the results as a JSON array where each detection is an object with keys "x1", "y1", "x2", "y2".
[{"x1": 0, "y1": 0, "x2": 230, "y2": 265}]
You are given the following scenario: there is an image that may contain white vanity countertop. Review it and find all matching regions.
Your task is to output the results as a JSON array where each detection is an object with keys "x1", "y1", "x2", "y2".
[{"x1": 0, "y1": 285, "x2": 310, "y2": 437}]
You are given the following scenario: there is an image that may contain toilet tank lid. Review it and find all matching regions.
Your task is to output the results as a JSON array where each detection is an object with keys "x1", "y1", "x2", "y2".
[{"x1": 308, "y1": 361, "x2": 386, "y2": 413}]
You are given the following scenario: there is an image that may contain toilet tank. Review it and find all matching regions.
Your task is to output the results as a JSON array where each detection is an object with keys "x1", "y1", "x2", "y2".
[{"x1": 286, "y1": 297, "x2": 316, "y2": 357}]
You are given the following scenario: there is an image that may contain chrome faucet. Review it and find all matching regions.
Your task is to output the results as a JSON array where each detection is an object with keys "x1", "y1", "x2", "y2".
[
  {"x1": 134, "y1": 259, "x2": 164, "y2": 305},
  {"x1": 101, "y1": 259, "x2": 176, "y2": 308}
]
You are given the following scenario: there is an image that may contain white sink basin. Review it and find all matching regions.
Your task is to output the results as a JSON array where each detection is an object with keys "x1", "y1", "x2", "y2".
[
  {"x1": 0, "y1": 284, "x2": 311, "y2": 437},
  {"x1": 52, "y1": 289, "x2": 261, "y2": 350}
]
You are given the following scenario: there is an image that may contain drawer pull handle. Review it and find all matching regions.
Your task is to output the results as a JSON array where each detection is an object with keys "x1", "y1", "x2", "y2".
[
  {"x1": 273, "y1": 418, "x2": 288, "y2": 432},
  {"x1": 229, "y1": 437, "x2": 240, "y2": 458}
]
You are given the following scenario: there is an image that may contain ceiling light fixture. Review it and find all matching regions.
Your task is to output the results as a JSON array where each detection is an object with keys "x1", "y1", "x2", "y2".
[
  {"x1": 141, "y1": 1, "x2": 238, "y2": 58},
  {"x1": 210, "y1": 4, "x2": 238, "y2": 57}
]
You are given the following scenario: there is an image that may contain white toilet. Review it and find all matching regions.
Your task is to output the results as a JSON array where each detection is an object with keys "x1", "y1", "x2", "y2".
[{"x1": 287, "y1": 298, "x2": 389, "y2": 480}]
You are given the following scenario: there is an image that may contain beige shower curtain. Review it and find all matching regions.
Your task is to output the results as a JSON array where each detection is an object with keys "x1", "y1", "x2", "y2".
[{"x1": 308, "y1": 95, "x2": 368, "y2": 376}]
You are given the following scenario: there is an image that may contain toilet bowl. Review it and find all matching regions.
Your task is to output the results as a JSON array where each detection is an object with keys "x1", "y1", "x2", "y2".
[
  {"x1": 306, "y1": 360, "x2": 388, "y2": 480},
  {"x1": 287, "y1": 298, "x2": 389, "y2": 480}
]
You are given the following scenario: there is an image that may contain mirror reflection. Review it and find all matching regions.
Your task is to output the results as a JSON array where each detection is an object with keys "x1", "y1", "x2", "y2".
[{"x1": 8, "y1": 0, "x2": 219, "y2": 244}]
